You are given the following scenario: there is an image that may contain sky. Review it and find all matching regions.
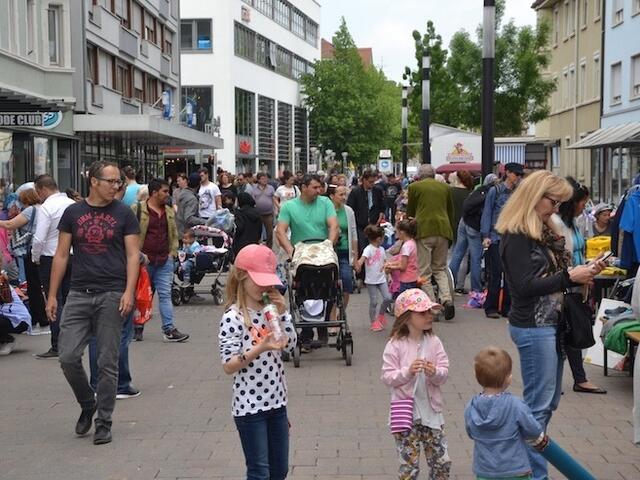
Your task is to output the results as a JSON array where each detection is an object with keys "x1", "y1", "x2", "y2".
[{"x1": 319, "y1": 0, "x2": 537, "y2": 82}]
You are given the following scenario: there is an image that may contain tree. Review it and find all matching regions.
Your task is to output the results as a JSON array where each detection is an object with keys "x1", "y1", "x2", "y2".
[
  {"x1": 404, "y1": 0, "x2": 555, "y2": 136},
  {"x1": 301, "y1": 18, "x2": 400, "y2": 167}
]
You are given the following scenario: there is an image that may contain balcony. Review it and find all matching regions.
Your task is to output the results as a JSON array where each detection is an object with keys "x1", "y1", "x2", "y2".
[
  {"x1": 119, "y1": 25, "x2": 139, "y2": 59},
  {"x1": 121, "y1": 98, "x2": 141, "y2": 114},
  {"x1": 160, "y1": 54, "x2": 171, "y2": 78},
  {"x1": 140, "y1": 39, "x2": 161, "y2": 68},
  {"x1": 88, "y1": 5, "x2": 120, "y2": 48}
]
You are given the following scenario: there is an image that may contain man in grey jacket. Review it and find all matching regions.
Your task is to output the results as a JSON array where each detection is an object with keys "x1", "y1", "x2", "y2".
[{"x1": 176, "y1": 173, "x2": 205, "y2": 237}]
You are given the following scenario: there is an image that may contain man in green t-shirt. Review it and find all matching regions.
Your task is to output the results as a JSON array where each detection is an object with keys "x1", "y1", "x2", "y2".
[{"x1": 276, "y1": 174, "x2": 339, "y2": 258}]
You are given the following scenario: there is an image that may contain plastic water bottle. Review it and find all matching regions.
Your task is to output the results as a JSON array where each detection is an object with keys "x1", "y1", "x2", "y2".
[{"x1": 262, "y1": 293, "x2": 285, "y2": 342}]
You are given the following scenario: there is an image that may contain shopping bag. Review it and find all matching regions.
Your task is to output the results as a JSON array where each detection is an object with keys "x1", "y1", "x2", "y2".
[{"x1": 133, "y1": 266, "x2": 153, "y2": 325}]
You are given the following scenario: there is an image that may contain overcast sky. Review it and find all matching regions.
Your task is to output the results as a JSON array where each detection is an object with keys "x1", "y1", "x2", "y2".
[{"x1": 319, "y1": 0, "x2": 537, "y2": 82}]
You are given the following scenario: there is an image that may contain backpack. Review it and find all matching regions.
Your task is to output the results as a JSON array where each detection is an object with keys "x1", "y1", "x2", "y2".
[{"x1": 462, "y1": 184, "x2": 493, "y2": 231}]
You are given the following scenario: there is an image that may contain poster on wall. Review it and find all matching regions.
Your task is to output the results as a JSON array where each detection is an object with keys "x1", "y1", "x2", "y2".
[
  {"x1": 0, "y1": 131, "x2": 12, "y2": 181},
  {"x1": 33, "y1": 137, "x2": 49, "y2": 176}
]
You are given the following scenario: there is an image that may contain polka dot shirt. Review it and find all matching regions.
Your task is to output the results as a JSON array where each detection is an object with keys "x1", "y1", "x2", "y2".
[{"x1": 218, "y1": 305, "x2": 297, "y2": 417}]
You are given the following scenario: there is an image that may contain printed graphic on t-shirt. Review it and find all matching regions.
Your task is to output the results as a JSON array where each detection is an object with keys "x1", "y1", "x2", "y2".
[
  {"x1": 366, "y1": 247, "x2": 384, "y2": 266},
  {"x1": 200, "y1": 190, "x2": 213, "y2": 211},
  {"x1": 76, "y1": 212, "x2": 117, "y2": 254}
]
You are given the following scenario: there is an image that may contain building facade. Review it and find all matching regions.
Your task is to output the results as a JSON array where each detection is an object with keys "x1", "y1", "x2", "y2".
[
  {"x1": 180, "y1": 0, "x2": 320, "y2": 176},
  {"x1": 533, "y1": 0, "x2": 603, "y2": 185},
  {"x1": 73, "y1": 0, "x2": 222, "y2": 191},
  {"x1": 0, "y1": 0, "x2": 77, "y2": 192}
]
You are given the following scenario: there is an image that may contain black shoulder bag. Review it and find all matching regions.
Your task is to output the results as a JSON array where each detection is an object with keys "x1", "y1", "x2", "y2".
[{"x1": 562, "y1": 291, "x2": 596, "y2": 349}]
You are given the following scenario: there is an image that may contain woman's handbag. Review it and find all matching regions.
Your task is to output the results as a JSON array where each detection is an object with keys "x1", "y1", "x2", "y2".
[
  {"x1": 562, "y1": 292, "x2": 596, "y2": 349},
  {"x1": 9, "y1": 209, "x2": 35, "y2": 257}
]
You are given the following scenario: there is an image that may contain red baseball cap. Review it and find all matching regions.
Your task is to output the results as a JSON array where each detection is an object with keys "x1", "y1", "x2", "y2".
[{"x1": 234, "y1": 244, "x2": 282, "y2": 287}]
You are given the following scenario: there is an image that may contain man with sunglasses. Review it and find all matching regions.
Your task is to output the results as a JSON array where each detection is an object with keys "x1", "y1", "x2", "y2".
[
  {"x1": 481, "y1": 162, "x2": 524, "y2": 319},
  {"x1": 47, "y1": 161, "x2": 140, "y2": 445}
]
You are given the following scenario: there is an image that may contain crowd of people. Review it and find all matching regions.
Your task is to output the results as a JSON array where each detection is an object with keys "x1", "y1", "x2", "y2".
[{"x1": 0, "y1": 160, "x2": 635, "y2": 480}]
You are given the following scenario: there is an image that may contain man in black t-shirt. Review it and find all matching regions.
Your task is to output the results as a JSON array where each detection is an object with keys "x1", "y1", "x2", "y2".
[{"x1": 47, "y1": 161, "x2": 140, "y2": 445}]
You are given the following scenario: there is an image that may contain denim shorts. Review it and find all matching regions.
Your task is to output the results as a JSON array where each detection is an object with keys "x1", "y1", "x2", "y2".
[{"x1": 337, "y1": 250, "x2": 353, "y2": 294}]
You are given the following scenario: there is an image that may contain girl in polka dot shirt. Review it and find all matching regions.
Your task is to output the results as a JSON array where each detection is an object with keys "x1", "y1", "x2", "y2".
[{"x1": 218, "y1": 244, "x2": 296, "y2": 480}]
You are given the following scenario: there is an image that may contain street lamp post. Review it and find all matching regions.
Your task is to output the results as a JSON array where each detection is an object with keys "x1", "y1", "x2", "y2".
[
  {"x1": 402, "y1": 85, "x2": 409, "y2": 176},
  {"x1": 482, "y1": 0, "x2": 496, "y2": 178},
  {"x1": 422, "y1": 54, "x2": 431, "y2": 164},
  {"x1": 341, "y1": 152, "x2": 348, "y2": 173}
]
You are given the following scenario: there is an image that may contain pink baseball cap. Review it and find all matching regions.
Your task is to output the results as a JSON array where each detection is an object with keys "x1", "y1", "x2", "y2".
[
  {"x1": 234, "y1": 244, "x2": 282, "y2": 287},
  {"x1": 394, "y1": 288, "x2": 442, "y2": 318}
]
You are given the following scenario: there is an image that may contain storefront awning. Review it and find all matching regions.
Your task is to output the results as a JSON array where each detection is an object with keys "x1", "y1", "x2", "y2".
[
  {"x1": 568, "y1": 122, "x2": 640, "y2": 149},
  {"x1": 73, "y1": 114, "x2": 224, "y2": 149}
]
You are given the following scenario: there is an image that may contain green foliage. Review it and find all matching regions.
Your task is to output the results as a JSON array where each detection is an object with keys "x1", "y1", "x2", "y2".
[
  {"x1": 300, "y1": 18, "x2": 401, "y2": 167},
  {"x1": 404, "y1": 0, "x2": 555, "y2": 136}
]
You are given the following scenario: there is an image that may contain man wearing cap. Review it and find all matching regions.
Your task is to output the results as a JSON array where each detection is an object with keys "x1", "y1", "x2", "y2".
[{"x1": 480, "y1": 162, "x2": 524, "y2": 319}]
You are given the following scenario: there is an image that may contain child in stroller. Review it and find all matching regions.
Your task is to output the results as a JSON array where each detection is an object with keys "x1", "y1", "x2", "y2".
[{"x1": 177, "y1": 230, "x2": 202, "y2": 286}]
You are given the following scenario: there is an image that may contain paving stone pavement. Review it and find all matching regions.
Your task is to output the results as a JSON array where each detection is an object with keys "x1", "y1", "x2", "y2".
[{"x1": 1, "y1": 290, "x2": 638, "y2": 480}]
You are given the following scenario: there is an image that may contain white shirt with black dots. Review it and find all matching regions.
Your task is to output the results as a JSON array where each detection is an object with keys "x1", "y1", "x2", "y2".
[{"x1": 219, "y1": 305, "x2": 297, "y2": 417}]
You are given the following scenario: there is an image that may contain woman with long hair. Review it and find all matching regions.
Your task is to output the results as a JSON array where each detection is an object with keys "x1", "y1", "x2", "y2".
[{"x1": 496, "y1": 170, "x2": 605, "y2": 480}]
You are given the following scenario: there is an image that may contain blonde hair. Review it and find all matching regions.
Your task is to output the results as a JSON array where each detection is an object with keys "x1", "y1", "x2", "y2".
[
  {"x1": 474, "y1": 346, "x2": 512, "y2": 389},
  {"x1": 495, "y1": 170, "x2": 572, "y2": 241},
  {"x1": 224, "y1": 266, "x2": 252, "y2": 328}
]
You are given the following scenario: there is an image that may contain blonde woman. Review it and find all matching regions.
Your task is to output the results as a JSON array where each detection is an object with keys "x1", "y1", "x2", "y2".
[{"x1": 495, "y1": 170, "x2": 605, "y2": 480}]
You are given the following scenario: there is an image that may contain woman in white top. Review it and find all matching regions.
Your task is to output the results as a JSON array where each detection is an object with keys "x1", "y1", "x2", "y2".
[{"x1": 273, "y1": 171, "x2": 300, "y2": 215}]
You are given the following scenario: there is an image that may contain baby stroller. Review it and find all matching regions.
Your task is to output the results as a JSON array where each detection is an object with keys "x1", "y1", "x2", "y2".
[
  {"x1": 287, "y1": 240, "x2": 353, "y2": 367},
  {"x1": 171, "y1": 225, "x2": 234, "y2": 306}
]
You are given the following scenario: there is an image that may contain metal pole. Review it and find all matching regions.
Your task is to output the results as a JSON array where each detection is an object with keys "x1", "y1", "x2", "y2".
[
  {"x1": 482, "y1": 0, "x2": 495, "y2": 178},
  {"x1": 402, "y1": 86, "x2": 408, "y2": 176},
  {"x1": 421, "y1": 54, "x2": 431, "y2": 164}
]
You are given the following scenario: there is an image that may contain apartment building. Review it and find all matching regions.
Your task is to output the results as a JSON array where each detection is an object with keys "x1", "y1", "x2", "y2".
[
  {"x1": 533, "y1": 0, "x2": 603, "y2": 185},
  {"x1": 180, "y1": 0, "x2": 321, "y2": 175},
  {"x1": 0, "y1": 0, "x2": 77, "y2": 191},
  {"x1": 72, "y1": 0, "x2": 222, "y2": 188}
]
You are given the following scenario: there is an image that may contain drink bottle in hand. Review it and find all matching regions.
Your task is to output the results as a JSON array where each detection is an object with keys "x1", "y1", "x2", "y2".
[{"x1": 262, "y1": 292, "x2": 285, "y2": 342}]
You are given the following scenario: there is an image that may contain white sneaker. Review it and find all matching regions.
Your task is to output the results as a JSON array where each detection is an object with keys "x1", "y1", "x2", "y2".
[
  {"x1": 0, "y1": 341, "x2": 15, "y2": 355},
  {"x1": 29, "y1": 325, "x2": 51, "y2": 336}
]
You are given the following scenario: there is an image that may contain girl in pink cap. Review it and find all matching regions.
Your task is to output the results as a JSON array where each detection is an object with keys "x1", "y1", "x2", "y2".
[
  {"x1": 381, "y1": 288, "x2": 451, "y2": 479},
  {"x1": 218, "y1": 244, "x2": 297, "y2": 480}
]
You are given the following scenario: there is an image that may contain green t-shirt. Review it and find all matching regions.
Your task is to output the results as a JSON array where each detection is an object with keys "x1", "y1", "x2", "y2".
[
  {"x1": 278, "y1": 196, "x2": 337, "y2": 246},
  {"x1": 336, "y1": 207, "x2": 349, "y2": 251}
]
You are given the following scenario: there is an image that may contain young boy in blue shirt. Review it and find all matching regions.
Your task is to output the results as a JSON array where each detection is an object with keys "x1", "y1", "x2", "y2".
[{"x1": 464, "y1": 347, "x2": 547, "y2": 480}]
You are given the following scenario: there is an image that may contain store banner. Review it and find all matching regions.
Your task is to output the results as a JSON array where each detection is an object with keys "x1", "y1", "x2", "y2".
[{"x1": 0, "y1": 112, "x2": 63, "y2": 130}]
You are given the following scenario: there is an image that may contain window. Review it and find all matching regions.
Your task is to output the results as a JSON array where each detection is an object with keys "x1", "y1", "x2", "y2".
[
  {"x1": 562, "y1": 69, "x2": 569, "y2": 107},
  {"x1": 258, "y1": 96, "x2": 276, "y2": 173},
  {"x1": 48, "y1": 6, "x2": 61, "y2": 65},
  {"x1": 115, "y1": 0, "x2": 131, "y2": 29},
  {"x1": 145, "y1": 74, "x2": 158, "y2": 104},
  {"x1": 292, "y1": 55, "x2": 306, "y2": 79},
  {"x1": 235, "y1": 88, "x2": 255, "y2": 137},
  {"x1": 569, "y1": 65, "x2": 576, "y2": 106},
  {"x1": 276, "y1": 47, "x2": 292, "y2": 77},
  {"x1": 115, "y1": 61, "x2": 132, "y2": 98},
  {"x1": 632, "y1": 55, "x2": 640, "y2": 98},
  {"x1": 144, "y1": 12, "x2": 156, "y2": 44},
  {"x1": 593, "y1": 54, "x2": 600, "y2": 98},
  {"x1": 294, "y1": 107, "x2": 308, "y2": 167},
  {"x1": 581, "y1": 0, "x2": 588, "y2": 27},
  {"x1": 292, "y1": 8, "x2": 305, "y2": 38},
  {"x1": 551, "y1": 144, "x2": 560, "y2": 169},
  {"x1": 27, "y1": 0, "x2": 36, "y2": 56},
  {"x1": 274, "y1": 0, "x2": 290, "y2": 28},
  {"x1": 635, "y1": 0, "x2": 640, "y2": 16},
  {"x1": 564, "y1": 0, "x2": 575, "y2": 37},
  {"x1": 613, "y1": 0, "x2": 624, "y2": 25},
  {"x1": 611, "y1": 62, "x2": 622, "y2": 104},
  {"x1": 235, "y1": 23, "x2": 256, "y2": 60},
  {"x1": 87, "y1": 44, "x2": 98, "y2": 83},
  {"x1": 553, "y1": 8, "x2": 560, "y2": 44},
  {"x1": 278, "y1": 102, "x2": 292, "y2": 165},
  {"x1": 579, "y1": 61, "x2": 587, "y2": 102},
  {"x1": 132, "y1": 2, "x2": 143, "y2": 35},
  {"x1": 256, "y1": 0, "x2": 273, "y2": 17},
  {"x1": 305, "y1": 19, "x2": 318, "y2": 45},
  {"x1": 180, "y1": 19, "x2": 211, "y2": 50},
  {"x1": 134, "y1": 69, "x2": 144, "y2": 101},
  {"x1": 164, "y1": 29, "x2": 173, "y2": 56},
  {"x1": 181, "y1": 86, "x2": 213, "y2": 131}
]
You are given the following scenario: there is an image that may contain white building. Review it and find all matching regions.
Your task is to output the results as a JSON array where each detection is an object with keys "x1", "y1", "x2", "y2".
[{"x1": 180, "y1": 0, "x2": 321, "y2": 176}]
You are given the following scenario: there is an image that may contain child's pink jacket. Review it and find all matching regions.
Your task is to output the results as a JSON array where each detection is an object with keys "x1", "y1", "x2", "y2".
[{"x1": 381, "y1": 334, "x2": 449, "y2": 413}]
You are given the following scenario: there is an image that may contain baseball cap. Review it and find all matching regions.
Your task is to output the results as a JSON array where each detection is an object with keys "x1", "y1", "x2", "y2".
[
  {"x1": 504, "y1": 163, "x2": 524, "y2": 176},
  {"x1": 234, "y1": 244, "x2": 282, "y2": 287},
  {"x1": 394, "y1": 289, "x2": 442, "y2": 318}
]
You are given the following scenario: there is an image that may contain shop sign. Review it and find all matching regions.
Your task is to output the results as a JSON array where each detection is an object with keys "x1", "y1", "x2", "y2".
[
  {"x1": 446, "y1": 142, "x2": 474, "y2": 163},
  {"x1": 237, "y1": 136, "x2": 254, "y2": 156},
  {"x1": 0, "y1": 111, "x2": 63, "y2": 130},
  {"x1": 378, "y1": 159, "x2": 392, "y2": 173}
]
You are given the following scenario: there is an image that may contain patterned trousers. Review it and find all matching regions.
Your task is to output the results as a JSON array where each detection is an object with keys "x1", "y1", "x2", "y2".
[{"x1": 393, "y1": 423, "x2": 451, "y2": 480}]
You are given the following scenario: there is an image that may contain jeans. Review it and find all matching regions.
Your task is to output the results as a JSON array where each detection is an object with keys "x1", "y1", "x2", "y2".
[
  {"x1": 399, "y1": 281, "x2": 417, "y2": 294},
  {"x1": 58, "y1": 290, "x2": 124, "y2": 428},
  {"x1": 145, "y1": 257, "x2": 175, "y2": 333},
  {"x1": 234, "y1": 406, "x2": 289, "y2": 480},
  {"x1": 89, "y1": 311, "x2": 134, "y2": 393},
  {"x1": 337, "y1": 250, "x2": 353, "y2": 294},
  {"x1": 484, "y1": 243, "x2": 510, "y2": 315},
  {"x1": 448, "y1": 220, "x2": 483, "y2": 293},
  {"x1": 260, "y1": 214, "x2": 274, "y2": 249},
  {"x1": 417, "y1": 236, "x2": 452, "y2": 304},
  {"x1": 181, "y1": 259, "x2": 195, "y2": 284},
  {"x1": 39, "y1": 255, "x2": 71, "y2": 351},
  {"x1": 509, "y1": 324, "x2": 563, "y2": 480},
  {"x1": 366, "y1": 282, "x2": 392, "y2": 322}
]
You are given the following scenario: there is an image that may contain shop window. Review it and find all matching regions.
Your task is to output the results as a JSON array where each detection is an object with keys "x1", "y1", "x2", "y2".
[
  {"x1": 235, "y1": 88, "x2": 255, "y2": 137},
  {"x1": 181, "y1": 86, "x2": 213, "y2": 131},
  {"x1": 181, "y1": 19, "x2": 211, "y2": 51}
]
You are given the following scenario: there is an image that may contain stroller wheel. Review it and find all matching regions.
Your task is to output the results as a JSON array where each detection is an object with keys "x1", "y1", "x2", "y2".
[
  {"x1": 212, "y1": 288, "x2": 224, "y2": 305},
  {"x1": 181, "y1": 289, "x2": 192, "y2": 304},
  {"x1": 292, "y1": 344, "x2": 301, "y2": 368},
  {"x1": 342, "y1": 341, "x2": 353, "y2": 366},
  {"x1": 281, "y1": 351, "x2": 290, "y2": 362},
  {"x1": 171, "y1": 288, "x2": 182, "y2": 306}
]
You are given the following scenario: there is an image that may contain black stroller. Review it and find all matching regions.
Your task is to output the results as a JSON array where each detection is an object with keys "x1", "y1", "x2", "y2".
[
  {"x1": 287, "y1": 241, "x2": 353, "y2": 367},
  {"x1": 171, "y1": 226, "x2": 234, "y2": 306}
]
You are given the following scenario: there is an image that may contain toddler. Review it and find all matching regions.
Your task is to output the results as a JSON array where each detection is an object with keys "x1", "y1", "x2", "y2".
[
  {"x1": 178, "y1": 230, "x2": 202, "y2": 286},
  {"x1": 381, "y1": 289, "x2": 451, "y2": 479},
  {"x1": 385, "y1": 219, "x2": 419, "y2": 294}
]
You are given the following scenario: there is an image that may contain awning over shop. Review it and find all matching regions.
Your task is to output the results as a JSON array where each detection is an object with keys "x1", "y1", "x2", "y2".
[
  {"x1": 568, "y1": 122, "x2": 640, "y2": 149},
  {"x1": 73, "y1": 114, "x2": 224, "y2": 149}
]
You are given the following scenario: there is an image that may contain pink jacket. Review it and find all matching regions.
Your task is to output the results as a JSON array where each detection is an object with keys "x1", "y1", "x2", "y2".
[{"x1": 381, "y1": 334, "x2": 449, "y2": 413}]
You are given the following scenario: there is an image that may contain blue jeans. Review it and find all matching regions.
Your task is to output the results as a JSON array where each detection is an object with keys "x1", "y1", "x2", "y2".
[
  {"x1": 181, "y1": 259, "x2": 195, "y2": 283},
  {"x1": 509, "y1": 324, "x2": 563, "y2": 480},
  {"x1": 146, "y1": 257, "x2": 175, "y2": 333},
  {"x1": 337, "y1": 250, "x2": 353, "y2": 294},
  {"x1": 88, "y1": 311, "x2": 133, "y2": 393},
  {"x1": 448, "y1": 220, "x2": 483, "y2": 292},
  {"x1": 234, "y1": 406, "x2": 289, "y2": 480}
]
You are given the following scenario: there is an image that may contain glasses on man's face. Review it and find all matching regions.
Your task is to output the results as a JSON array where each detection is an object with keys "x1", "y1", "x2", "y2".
[
  {"x1": 543, "y1": 195, "x2": 562, "y2": 208},
  {"x1": 97, "y1": 177, "x2": 123, "y2": 188}
]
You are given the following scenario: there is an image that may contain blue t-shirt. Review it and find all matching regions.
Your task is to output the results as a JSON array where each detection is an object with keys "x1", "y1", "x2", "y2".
[{"x1": 122, "y1": 183, "x2": 141, "y2": 207}]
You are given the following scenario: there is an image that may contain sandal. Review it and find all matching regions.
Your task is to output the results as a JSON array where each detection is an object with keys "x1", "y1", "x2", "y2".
[{"x1": 572, "y1": 384, "x2": 607, "y2": 394}]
